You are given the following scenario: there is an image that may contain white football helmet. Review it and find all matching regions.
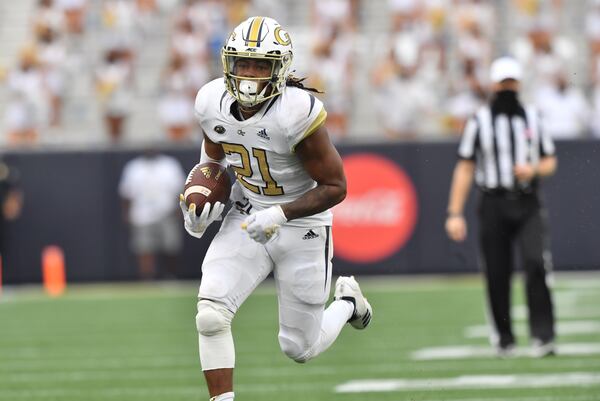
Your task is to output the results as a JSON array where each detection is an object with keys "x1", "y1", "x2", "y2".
[{"x1": 222, "y1": 16, "x2": 293, "y2": 107}]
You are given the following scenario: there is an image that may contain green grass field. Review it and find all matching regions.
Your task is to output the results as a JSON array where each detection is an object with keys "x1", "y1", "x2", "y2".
[{"x1": 1, "y1": 273, "x2": 600, "y2": 401}]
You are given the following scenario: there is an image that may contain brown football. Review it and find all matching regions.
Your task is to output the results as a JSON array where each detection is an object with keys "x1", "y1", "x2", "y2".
[{"x1": 183, "y1": 162, "x2": 232, "y2": 215}]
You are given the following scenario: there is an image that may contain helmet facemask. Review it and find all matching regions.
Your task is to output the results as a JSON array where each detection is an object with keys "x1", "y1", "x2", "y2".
[{"x1": 222, "y1": 50, "x2": 293, "y2": 108}]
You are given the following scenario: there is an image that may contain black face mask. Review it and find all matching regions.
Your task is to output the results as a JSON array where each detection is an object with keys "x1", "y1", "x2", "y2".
[{"x1": 491, "y1": 89, "x2": 526, "y2": 118}]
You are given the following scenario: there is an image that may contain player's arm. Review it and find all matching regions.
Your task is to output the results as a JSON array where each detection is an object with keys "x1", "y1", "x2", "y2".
[
  {"x1": 281, "y1": 125, "x2": 346, "y2": 220},
  {"x1": 202, "y1": 132, "x2": 226, "y2": 161}
]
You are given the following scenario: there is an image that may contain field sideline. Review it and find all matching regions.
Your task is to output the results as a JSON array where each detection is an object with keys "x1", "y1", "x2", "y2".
[{"x1": 1, "y1": 273, "x2": 599, "y2": 401}]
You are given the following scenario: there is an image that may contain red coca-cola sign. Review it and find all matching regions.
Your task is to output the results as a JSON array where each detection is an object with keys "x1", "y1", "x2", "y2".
[{"x1": 333, "y1": 154, "x2": 418, "y2": 263}]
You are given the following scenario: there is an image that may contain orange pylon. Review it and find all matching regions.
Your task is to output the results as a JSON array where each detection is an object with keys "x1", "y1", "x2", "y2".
[{"x1": 42, "y1": 246, "x2": 66, "y2": 297}]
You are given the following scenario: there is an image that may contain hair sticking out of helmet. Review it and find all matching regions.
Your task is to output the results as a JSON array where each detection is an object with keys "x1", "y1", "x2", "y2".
[
  {"x1": 222, "y1": 16, "x2": 295, "y2": 107},
  {"x1": 285, "y1": 74, "x2": 323, "y2": 94}
]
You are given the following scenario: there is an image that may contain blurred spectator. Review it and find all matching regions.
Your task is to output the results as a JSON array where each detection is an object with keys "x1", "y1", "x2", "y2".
[
  {"x1": 586, "y1": 0, "x2": 600, "y2": 85},
  {"x1": 158, "y1": 54, "x2": 197, "y2": 142},
  {"x1": 227, "y1": 0, "x2": 252, "y2": 26},
  {"x1": 372, "y1": 41, "x2": 439, "y2": 139},
  {"x1": 389, "y1": 0, "x2": 421, "y2": 33},
  {"x1": 36, "y1": 25, "x2": 67, "y2": 127},
  {"x1": 171, "y1": 17, "x2": 209, "y2": 68},
  {"x1": 3, "y1": 46, "x2": 49, "y2": 146},
  {"x1": 534, "y1": 71, "x2": 591, "y2": 139},
  {"x1": 118, "y1": 148, "x2": 185, "y2": 280},
  {"x1": 512, "y1": 18, "x2": 576, "y2": 98},
  {"x1": 443, "y1": 59, "x2": 487, "y2": 135},
  {"x1": 135, "y1": 0, "x2": 160, "y2": 36},
  {"x1": 95, "y1": 48, "x2": 134, "y2": 143},
  {"x1": 56, "y1": 0, "x2": 87, "y2": 36},
  {"x1": 310, "y1": 26, "x2": 354, "y2": 141},
  {"x1": 247, "y1": 0, "x2": 291, "y2": 26},
  {"x1": 0, "y1": 158, "x2": 23, "y2": 266},
  {"x1": 33, "y1": 0, "x2": 67, "y2": 35},
  {"x1": 101, "y1": 0, "x2": 142, "y2": 58},
  {"x1": 179, "y1": 0, "x2": 228, "y2": 75},
  {"x1": 511, "y1": 0, "x2": 562, "y2": 33},
  {"x1": 311, "y1": 0, "x2": 358, "y2": 38},
  {"x1": 451, "y1": 0, "x2": 495, "y2": 38},
  {"x1": 455, "y1": 17, "x2": 492, "y2": 75}
]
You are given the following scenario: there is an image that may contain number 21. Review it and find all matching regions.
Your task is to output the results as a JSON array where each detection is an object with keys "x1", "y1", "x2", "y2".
[{"x1": 221, "y1": 143, "x2": 284, "y2": 196}]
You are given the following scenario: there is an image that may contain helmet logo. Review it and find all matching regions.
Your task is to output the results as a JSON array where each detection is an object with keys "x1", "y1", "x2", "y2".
[
  {"x1": 243, "y1": 16, "x2": 267, "y2": 47},
  {"x1": 274, "y1": 27, "x2": 291, "y2": 46}
]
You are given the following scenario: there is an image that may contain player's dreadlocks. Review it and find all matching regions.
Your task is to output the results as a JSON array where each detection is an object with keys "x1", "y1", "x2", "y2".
[{"x1": 286, "y1": 75, "x2": 323, "y2": 94}]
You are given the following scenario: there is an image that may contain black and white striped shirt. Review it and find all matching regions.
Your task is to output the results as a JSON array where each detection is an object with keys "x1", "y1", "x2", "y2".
[{"x1": 458, "y1": 102, "x2": 555, "y2": 191}]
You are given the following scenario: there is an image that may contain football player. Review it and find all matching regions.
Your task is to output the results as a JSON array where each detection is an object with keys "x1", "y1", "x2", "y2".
[{"x1": 180, "y1": 16, "x2": 373, "y2": 401}]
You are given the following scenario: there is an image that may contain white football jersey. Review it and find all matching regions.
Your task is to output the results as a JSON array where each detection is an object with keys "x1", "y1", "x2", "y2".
[{"x1": 194, "y1": 78, "x2": 331, "y2": 227}]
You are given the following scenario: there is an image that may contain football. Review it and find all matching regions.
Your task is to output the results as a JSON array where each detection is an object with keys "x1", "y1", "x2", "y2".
[{"x1": 183, "y1": 162, "x2": 232, "y2": 215}]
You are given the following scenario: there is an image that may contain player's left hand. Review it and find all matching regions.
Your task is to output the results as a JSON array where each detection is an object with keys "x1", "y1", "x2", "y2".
[
  {"x1": 241, "y1": 205, "x2": 287, "y2": 244},
  {"x1": 514, "y1": 164, "x2": 536, "y2": 183}
]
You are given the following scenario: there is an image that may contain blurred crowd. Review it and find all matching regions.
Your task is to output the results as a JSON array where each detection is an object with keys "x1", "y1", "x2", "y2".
[
  {"x1": 370, "y1": 0, "x2": 597, "y2": 141},
  {"x1": 1, "y1": 0, "x2": 600, "y2": 147}
]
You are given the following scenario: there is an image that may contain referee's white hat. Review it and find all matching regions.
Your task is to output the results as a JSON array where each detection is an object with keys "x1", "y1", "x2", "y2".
[{"x1": 490, "y1": 57, "x2": 523, "y2": 83}]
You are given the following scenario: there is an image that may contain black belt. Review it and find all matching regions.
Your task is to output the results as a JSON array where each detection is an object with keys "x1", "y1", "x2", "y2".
[{"x1": 480, "y1": 188, "x2": 536, "y2": 199}]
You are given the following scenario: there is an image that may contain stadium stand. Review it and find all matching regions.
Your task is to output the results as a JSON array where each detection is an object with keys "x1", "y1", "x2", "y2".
[{"x1": 0, "y1": 0, "x2": 597, "y2": 147}]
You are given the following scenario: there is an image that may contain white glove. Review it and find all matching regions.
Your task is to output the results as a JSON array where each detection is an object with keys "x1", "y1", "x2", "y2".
[
  {"x1": 241, "y1": 205, "x2": 288, "y2": 244},
  {"x1": 179, "y1": 194, "x2": 225, "y2": 239}
]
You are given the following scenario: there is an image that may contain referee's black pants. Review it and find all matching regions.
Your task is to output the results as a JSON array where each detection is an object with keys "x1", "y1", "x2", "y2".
[{"x1": 478, "y1": 192, "x2": 555, "y2": 348}]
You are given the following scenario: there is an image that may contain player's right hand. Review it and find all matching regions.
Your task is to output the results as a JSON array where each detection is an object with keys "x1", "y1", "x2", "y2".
[
  {"x1": 445, "y1": 215, "x2": 467, "y2": 242},
  {"x1": 179, "y1": 195, "x2": 225, "y2": 239}
]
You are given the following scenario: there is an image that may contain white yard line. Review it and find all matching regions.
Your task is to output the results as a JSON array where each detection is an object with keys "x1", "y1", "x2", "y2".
[
  {"x1": 411, "y1": 343, "x2": 600, "y2": 360},
  {"x1": 335, "y1": 372, "x2": 600, "y2": 393},
  {"x1": 404, "y1": 396, "x2": 596, "y2": 401},
  {"x1": 464, "y1": 320, "x2": 600, "y2": 338},
  {"x1": 512, "y1": 305, "x2": 600, "y2": 320}
]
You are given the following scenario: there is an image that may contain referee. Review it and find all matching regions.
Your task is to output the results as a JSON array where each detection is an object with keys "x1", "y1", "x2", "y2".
[{"x1": 445, "y1": 57, "x2": 557, "y2": 358}]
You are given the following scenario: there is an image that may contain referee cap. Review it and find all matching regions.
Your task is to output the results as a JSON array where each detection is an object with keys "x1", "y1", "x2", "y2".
[{"x1": 490, "y1": 57, "x2": 522, "y2": 83}]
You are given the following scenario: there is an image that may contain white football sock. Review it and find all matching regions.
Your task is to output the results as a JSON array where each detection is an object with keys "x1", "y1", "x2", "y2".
[
  {"x1": 304, "y1": 299, "x2": 354, "y2": 360},
  {"x1": 210, "y1": 391, "x2": 234, "y2": 401}
]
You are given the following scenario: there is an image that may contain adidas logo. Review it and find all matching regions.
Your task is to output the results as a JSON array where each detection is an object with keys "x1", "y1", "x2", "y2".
[
  {"x1": 302, "y1": 230, "x2": 319, "y2": 240},
  {"x1": 200, "y1": 166, "x2": 212, "y2": 178},
  {"x1": 257, "y1": 128, "x2": 270, "y2": 140}
]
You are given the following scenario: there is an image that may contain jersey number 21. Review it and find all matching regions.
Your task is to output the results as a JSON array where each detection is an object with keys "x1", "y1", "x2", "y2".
[{"x1": 222, "y1": 143, "x2": 284, "y2": 196}]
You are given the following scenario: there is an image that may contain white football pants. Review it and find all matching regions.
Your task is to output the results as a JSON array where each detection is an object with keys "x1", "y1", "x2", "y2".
[{"x1": 197, "y1": 207, "x2": 352, "y2": 368}]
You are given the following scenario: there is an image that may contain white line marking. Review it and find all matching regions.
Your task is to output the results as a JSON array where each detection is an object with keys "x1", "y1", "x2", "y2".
[
  {"x1": 404, "y1": 396, "x2": 596, "y2": 401},
  {"x1": 465, "y1": 320, "x2": 600, "y2": 338},
  {"x1": 335, "y1": 372, "x2": 600, "y2": 393},
  {"x1": 411, "y1": 343, "x2": 600, "y2": 360},
  {"x1": 512, "y1": 305, "x2": 600, "y2": 320}
]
